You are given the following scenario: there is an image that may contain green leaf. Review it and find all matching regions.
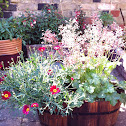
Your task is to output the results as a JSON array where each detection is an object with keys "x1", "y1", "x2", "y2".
[
  {"x1": 72, "y1": 80, "x2": 79, "y2": 88},
  {"x1": 76, "y1": 101, "x2": 83, "y2": 108},
  {"x1": 40, "y1": 75, "x2": 43, "y2": 82},
  {"x1": 98, "y1": 92, "x2": 106, "y2": 98},
  {"x1": 85, "y1": 85, "x2": 95, "y2": 94}
]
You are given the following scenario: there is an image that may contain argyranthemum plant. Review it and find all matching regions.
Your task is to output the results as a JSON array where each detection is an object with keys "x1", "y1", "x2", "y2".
[{"x1": 0, "y1": 50, "x2": 86, "y2": 116}]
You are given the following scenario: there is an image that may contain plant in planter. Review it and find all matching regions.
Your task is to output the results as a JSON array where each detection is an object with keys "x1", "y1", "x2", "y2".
[
  {"x1": 0, "y1": 13, "x2": 126, "y2": 126},
  {"x1": 0, "y1": 17, "x2": 23, "y2": 68},
  {"x1": 99, "y1": 12, "x2": 115, "y2": 27}
]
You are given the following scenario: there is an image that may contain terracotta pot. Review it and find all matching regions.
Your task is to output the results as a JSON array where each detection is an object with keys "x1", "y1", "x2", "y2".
[
  {"x1": 111, "y1": 10, "x2": 120, "y2": 17},
  {"x1": 0, "y1": 38, "x2": 22, "y2": 55},
  {"x1": 38, "y1": 100, "x2": 121, "y2": 126},
  {"x1": 0, "y1": 38, "x2": 22, "y2": 68}
]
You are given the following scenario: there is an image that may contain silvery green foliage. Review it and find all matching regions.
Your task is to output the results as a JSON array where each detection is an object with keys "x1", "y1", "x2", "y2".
[{"x1": 0, "y1": 52, "x2": 86, "y2": 116}]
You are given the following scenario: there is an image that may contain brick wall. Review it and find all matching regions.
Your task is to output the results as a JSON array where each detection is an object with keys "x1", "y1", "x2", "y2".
[{"x1": 1, "y1": 0, "x2": 126, "y2": 26}]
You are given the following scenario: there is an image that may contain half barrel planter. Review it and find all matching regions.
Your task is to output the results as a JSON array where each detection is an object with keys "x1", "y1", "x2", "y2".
[
  {"x1": 38, "y1": 101, "x2": 121, "y2": 126},
  {"x1": 0, "y1": 38, "x2": 22, "y2": 69}
]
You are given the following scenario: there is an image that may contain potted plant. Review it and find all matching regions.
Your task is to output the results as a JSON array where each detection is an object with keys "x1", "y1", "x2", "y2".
[
  {"x1": 0, "y1": 13, "x2": 126, "y2": 126},
  {"x1": 99, "y1": 12, "x2": 114, "y2": 27},
  {"x1": 0, "y1": 16, "x2": 23, "y2": 69}
]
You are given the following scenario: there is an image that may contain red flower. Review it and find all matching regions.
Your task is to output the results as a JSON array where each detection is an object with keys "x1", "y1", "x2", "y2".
[
  {"x1": 47, "y1": 69, "x2": 53, "y2": 75},
  {"x1": 22, "y1": 20, "x2": 26, "y2": 23},
  {"x1": 22, "y1": 105, "x2": 30, "y2": 115},
  {"x1": 47, "y1": 9, "x2": 51, "y2": 13},
  {"x1": 38, "y1": 47, "x2": 46, "y2": 52},
  {"x1": 75, "y1": 11, "x2": 81, "y2": 16},
  {"x1": 33, "y1": 19, "x2": 36, "y2": 24},
  {"x1": 50, "y1": 85, "x2": 60, "y2": 95},
  {"x1": 0, "y1": 75, "x2": 7, "y2": 83},
  {"x1": 0, "y1": 78, "x2": 4, "y2": 83},
  {"x1": 0, "y1": 64, "x2": 3, "y2": 69},
  {"x1": 53, "y1": 45, "x2": 60, "y2": 50},
  {"x1": 2, "y1": 75, "x2": 7, "y2": 79},
  {"x1": 30, "y1": 22, "x2": 34, "y2": 27},
  {"x1": 31, "y1": 103, "x2": 39, "y2": 107},
  {"x1": 1, "y1": 91, "x2": 11, "y2": 100},
  {"x1": 71, "y1": 77, "x2": 74, "y2": 81}
]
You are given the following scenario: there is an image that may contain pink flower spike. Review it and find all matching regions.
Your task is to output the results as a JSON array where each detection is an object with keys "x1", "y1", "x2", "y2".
[
  {"x1": 30, "y1": 22, "x2": 34, "y2": 27},
  {"x1": 71, "y1": 77, "x2": 74, "y2": 81},
  {"x1": 38, "y1": 47, "x2": 46, "y2": 52},
  {"x1": 31, "y1": 103, "x2": 39, "y2": 107},
  {"x1": 75, "y1": 11, "x2": 80, "y2": 16},
  {"x1": 22, "y1": 105, "x2": 30, "y2": 115},
  {"x1": 50, "y1": 85, "x2": 60, "y2": 95},
  {"x1": 54, "y1": 45, "x2": 60, "y2": 50}
]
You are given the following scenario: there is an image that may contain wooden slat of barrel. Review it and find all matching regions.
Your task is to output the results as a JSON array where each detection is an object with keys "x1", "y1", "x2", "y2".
[
  {"x1": 69, "y1": 101, "x2": 121, "y2": 126},
  {"x1": 38, "y1": 111, "x2": 67, "y2": 126},
  {"x1": 38, "y1": 101, "x2": 121, "y2": 126},
  {"x1": 98, "y1": 101, "x2": 121, "y2": 126}
]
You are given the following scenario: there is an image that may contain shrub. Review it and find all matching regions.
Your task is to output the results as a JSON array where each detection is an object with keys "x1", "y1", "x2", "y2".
[{"x1": 14, "y1": 5, "x2": 68, "y2": 45}]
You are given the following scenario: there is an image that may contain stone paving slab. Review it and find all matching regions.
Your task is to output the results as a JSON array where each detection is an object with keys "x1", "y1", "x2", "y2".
[
  {"x1": 0, "y1": 103, "x2": 126, "y2": 126},
  {"x1": 115, "y1": 104, "x2": 126, "y2": 126},
  {"x1": 0, "y1": 103, "x2": 41, "y2": 126}
]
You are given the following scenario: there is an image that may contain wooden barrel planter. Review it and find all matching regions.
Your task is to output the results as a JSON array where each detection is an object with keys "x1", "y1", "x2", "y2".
[
  {"x1": 38, "y1": 101, "x2": 121, "y2": 126},
  {"x1": 0, "y1": 38, "x2": 22, "y2": 69}
]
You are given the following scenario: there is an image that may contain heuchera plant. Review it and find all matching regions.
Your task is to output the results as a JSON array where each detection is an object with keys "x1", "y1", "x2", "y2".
[{"x1": 0, "y1": 13, "x2": 126, "y2": 117}]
